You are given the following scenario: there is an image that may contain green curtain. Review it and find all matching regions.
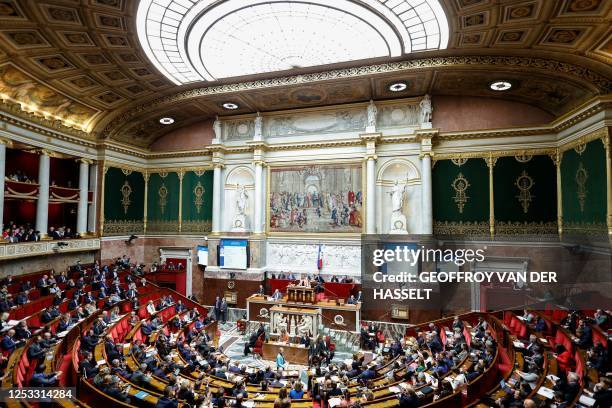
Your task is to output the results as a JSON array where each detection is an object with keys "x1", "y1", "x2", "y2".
[
  {"x1": 494, "y1": 155, "x2": 556, "y2": 234},
  {"x1": 103, "y1": 167, "x2": 144, "y2": 235},
  {"x1": 181, "y1": 170, "x2": 213, "y2": 233},
  {"x1": 147, "y1": 172, "x2": 180, "y2": 233},
  {"x1": 561, "y1": 139, "x2": 606, "y2": 233},
  {"x1": 432, "y1": 158, "x2": 489, "y2": 234}
]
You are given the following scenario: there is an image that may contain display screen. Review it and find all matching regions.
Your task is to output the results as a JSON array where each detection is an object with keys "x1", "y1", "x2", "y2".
[
  {"x1": 196, "y1": 245, "x2": 208, "y2": 266},
  {"x1": 219, "y1": 239, "x2": 248, "y2": 270}
]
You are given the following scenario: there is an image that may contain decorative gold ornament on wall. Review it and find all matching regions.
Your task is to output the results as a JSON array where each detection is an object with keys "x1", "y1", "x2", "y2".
[
  {"x1": 451, "y1": 158, "x2": 468, "y2": 166},
  {"x1": 158, "y1": 183, "x2": 168, "y2": 215},
  {"x1": 452, "y1": 172, "x2": 470, "y2": 213},
  {"x1": 515, "y1": 170, "x2": 535, "y2": 213},
  {"x1": 120, "y1": 181, "x2": 132, "y2": 214},
  {"x1": 575, "y1": 162, "x2": 588, "y2": 212},
  {"x1": 574, "y1": 144, "x2": 586, "y2": 155},
  {"x1": 515, "y1": 153, "x2": 533, "y2": 163},
  {"x1": 193, "y1": 181, "x2": 205, "y2": 214}
]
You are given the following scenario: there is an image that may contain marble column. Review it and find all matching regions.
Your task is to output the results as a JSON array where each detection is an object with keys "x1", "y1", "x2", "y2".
[
  {"x1": 35, "y1": 151, "x2": 50, "y2": 237},
  {"x1": 0, "y1": 140, "x2": 6, "y2": 230},
  {"x1": 605, "y1": 135, "x2": 612, "y2": 241},
  {"x1": 87, "y1": 163, "x2": 98, "y2": 234},
  {"x1": 421, "y1": 154, "x2": 433, "y2": 234},
  {"x1": 486, "y1": 155, "x2": 497, "y2": 238},
  {"x1": 253, "y1": 161, "x2": 263, "y2": 233},
  {"x1": 77, "y1": 159, "x2": 89, "y2": 236},
  {"x1": 212, "y1": 164, "x2": 223, "y2": 233},
  {"x1": 554, "y1": 151, "x2": 563, "y2": 237},
  {"x1": 366, "y1": 156, "x2": 376, "y2": 234}
]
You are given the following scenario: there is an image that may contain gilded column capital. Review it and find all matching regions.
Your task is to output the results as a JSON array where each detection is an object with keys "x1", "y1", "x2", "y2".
[
  {"x1": 364, "y1": 154, "x2": 378, "y2": 161},
  {"x1": 550, "y1": 150, "x2": 562, "y2": 167},
  {"x1": 0, "y1": 136, "x2": 10, "y2": 146},
  {"x1": 252, "y1": 160, "x2": 266, "y2": 167},
  {"x1": 485, "y1": 154, "x2": 498, "y2": 168},
  {"x1": 77, "y1": 158, "x2": 94, "y2": 165},
  {"x1": 35, "y1": 148, "x2": 55, "y2": 157}
]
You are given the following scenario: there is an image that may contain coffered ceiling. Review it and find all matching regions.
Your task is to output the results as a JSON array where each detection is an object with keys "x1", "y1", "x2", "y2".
[{"x1": 0, "y1": 0, "x2": 609, "y2": 148}]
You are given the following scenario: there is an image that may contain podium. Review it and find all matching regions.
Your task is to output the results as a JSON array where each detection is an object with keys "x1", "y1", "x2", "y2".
[{"x1": 287, "y1": 284, "x2": 315, "y2": 304}]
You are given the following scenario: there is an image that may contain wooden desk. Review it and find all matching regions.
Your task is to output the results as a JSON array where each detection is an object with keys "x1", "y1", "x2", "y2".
[
  {"x1": 262, "y1": 341, "x2": 309, "y2": 366},
  {"x1": 247, "y1": 295, "x2": 361, "y2": 332},
  {"x1": 287, "y1": 285, "x2": 315, "y2": 304}
]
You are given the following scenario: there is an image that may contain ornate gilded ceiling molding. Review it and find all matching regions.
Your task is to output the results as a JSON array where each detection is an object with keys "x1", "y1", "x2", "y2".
[
  {"x1": 0, "y1": 112, "x2": 96, "y2": 149},
  {"x1": 559, "y1": 126, "x2": 609, "y2": 153},
  {"x1": 102, "y1": 55, "x2": 612, "y2": 137},
  {"x1": 433, "y1": 147, "x2": 557, "y2": 162}
]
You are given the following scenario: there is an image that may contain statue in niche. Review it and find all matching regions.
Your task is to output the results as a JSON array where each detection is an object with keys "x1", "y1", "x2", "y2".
[
  {"x1": 231, "y1": 184, "x2": 249, "y2": 231},
  {"x1": 419, "y1": 95, "x2": 432, "y2": 128},
  {"x1": 213, "y1": 115, "x2": 222, "y2": 142},
  {"x1": 389, "y1": 180, "x2": 409, "y2": 234},
  {"x1": 366, "y1": 100, "x2": 378, "y2": 132},
  {"x1": 254, "y1": 112, "x2": 263, "y2": 141},
  {"x1": 236, "y1": 184, "x2": 248, "y2": 215}
]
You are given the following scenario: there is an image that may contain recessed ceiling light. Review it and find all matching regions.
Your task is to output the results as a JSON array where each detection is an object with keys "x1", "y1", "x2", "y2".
[
  {"x1": 489, "y1": 81, "x2": 512, "y2": 91},
  {"x1": 389, "y1": 82, "x2": 408, "y2": 92},
  {"x1": 159, "y1": 117, "x2": 174, "y2": 125},
  {"x1": 222, "y1": 102, "x2": 239, "y2": 110}
]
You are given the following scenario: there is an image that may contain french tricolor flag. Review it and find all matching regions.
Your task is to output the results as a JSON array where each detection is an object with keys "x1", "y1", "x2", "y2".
[{"x1": 317, "y1": 244, "x2": 323, "y2": 270}]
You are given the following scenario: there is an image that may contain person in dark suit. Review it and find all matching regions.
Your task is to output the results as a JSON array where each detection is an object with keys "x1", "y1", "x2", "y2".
[
  {"x1": 27, "y1": 337, "x2": 47, "y2": 361},
  {"x1": 15, "y1": 291, "x2": 28, "y2": 306},
  {"x1": 1, "y1": 329, "x2": 18, "y2": 353},
  {"x1": 141, "y1": 320, "x2": 154, "y2": 336},
  {"x1": 130, "y1": 364, "x2": 151, "y2": 386},
  {"x1": 80, "y1": 329, "x2": 99, "y2": 353},
  {"x1": 40, "y1": 307, "x2": 55, "y2": 324},
  {"x1": 29, "y1": 364, "x2": 61, "y2": 387},
  {"x1": 67, "y1": 294, "x2": 80, "y2": 311},
  {"x1": 214, "y1": 296, "x2": 222, "y2": 321},
  {"x1": 220, "y1": 298, "x2": 228, "y2": 324},
  {"x1": 14, "y1": 321, "x2": 31, "y2": 341},
  {"x1": 78, "y1": 351, "x2": 99, "y2": 378},
  {"x1": 104, "y1": 335, "x2": 121, "y2": 361},
  {"x1": 0, "y1": 296, "x2": 13, "y2": 313},
  {"x1": 155, "y1": 386, "x2": 179, "y2": 408},
  {"x1": 36, "y1": 275, "x2": 49, "y2": 295},
  {"x1": 576, "y1": 320, "x2": 593, "y2": 348}
]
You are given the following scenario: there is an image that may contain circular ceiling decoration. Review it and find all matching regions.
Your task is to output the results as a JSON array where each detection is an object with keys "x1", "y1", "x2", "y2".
[
  {"x1": 489, "y1": 80, "x2": 513, "y2": 91},
  {"x1": 137, "y1": 0, "x2": 449, "y2": 85}
]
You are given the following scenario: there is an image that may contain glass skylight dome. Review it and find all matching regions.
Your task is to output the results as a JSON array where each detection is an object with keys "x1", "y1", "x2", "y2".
[{"x1": 137, "y1": 0, "x2": 449, "y2": 85}]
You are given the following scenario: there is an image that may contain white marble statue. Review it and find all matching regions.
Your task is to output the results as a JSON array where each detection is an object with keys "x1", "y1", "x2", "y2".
[
  {"x1": 289, "y1": 315, "x2": 296, "y2": 336},
  {"x1": 389, "y1": 180, "x2": 409, "y2": 234},
  {"x1": 297, "y1": 315, "x2": 312, "y2": 336},
  {"x1": 419, "y1": 94, "x2": 432, "y2": 127},
  {"x1": 366, "y1": 99, "x2": 378, "y2": 132},
  {"x1": 275, "y1": 313, "x2": 287, "y2": 333},
  {"x1": 254, "y1": 112, "x2": 263, "y2": 141},
  {"x1": 235, "y1": 184, "x2": 248, "y2": 215},
  {"x1": 213, "y1": 115, "x2": 222, "y2": 142},
  {"x1": 390, "y1": 180, "x2": 407, "y2": 213}
]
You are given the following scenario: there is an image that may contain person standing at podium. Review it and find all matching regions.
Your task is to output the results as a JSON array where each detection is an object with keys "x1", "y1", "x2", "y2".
[{"x1": 276, "y1": 347, "x2": 287, "y2": 370}]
